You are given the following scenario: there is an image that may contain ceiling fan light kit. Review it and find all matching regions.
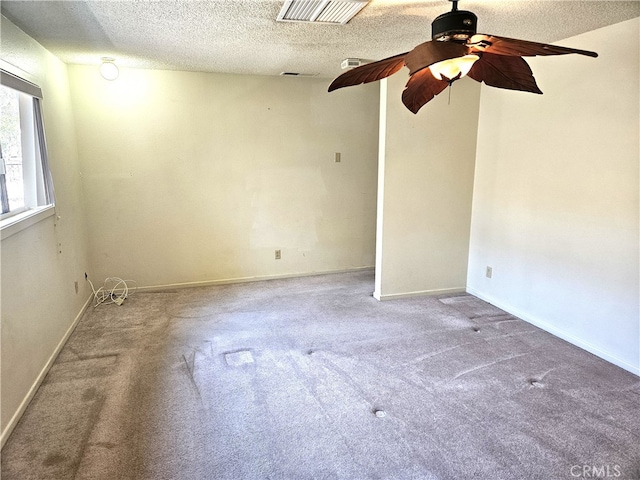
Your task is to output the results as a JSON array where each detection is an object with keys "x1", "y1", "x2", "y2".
[{"x1": 328, "y1": 0, "x2": 598, "y2": 114}]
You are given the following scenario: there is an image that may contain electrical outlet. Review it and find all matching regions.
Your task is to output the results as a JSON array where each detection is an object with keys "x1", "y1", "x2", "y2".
[
  {"x1": 335, "y1": 152, "x2": 341, "y2": 163},
  {"x1": 486, "y1": 266, "x2": 493, "y2": 278},
  {"x1": 275, "y1": 249, "x2": 281, "y2": 260}
]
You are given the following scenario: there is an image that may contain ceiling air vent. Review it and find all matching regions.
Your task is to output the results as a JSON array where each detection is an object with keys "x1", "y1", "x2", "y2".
[
  {"x1": 277, "y1": 0, "x2": 369, "y2": 25},
  {"x1": 280, "y1": 72, "x2": 319, "y2": 77}
]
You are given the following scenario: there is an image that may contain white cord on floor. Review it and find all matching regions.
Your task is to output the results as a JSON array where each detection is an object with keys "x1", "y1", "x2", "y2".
[{"x1": 87, "y1": 277, "x2": 137, "y2": 307}]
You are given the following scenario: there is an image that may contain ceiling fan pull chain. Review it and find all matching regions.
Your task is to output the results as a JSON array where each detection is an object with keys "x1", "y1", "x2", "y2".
[{"x1": 448, "y1": 82, "x2": 452, "y2": 105}]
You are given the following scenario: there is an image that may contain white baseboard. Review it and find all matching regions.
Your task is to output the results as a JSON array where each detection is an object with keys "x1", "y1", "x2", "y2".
[
  {"x1": 374, "y1": 286, "x2": 466, "y2": 301},
  {"x1": 136, "y1": 266, "x2": 375, "y2": 293},
  {"x1": 1, "y1": 294, "x2": 93, "y2": 449},
  {"x1": 466, "y1": 287, "x2": 640, "y2": 377}
]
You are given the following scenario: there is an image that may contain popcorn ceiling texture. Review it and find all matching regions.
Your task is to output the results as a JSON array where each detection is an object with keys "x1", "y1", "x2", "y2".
[
  {"x1": 2, "y1": 271, "x2": 639, "y2": 479},
  {"x1": 1, "y1": 0, "x2": 639, "y2": 78}
]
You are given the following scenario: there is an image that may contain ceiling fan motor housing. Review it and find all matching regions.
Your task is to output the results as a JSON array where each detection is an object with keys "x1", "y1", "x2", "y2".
[{"x1": 431, "y1": 10, "x2": 478, "y2": 41}]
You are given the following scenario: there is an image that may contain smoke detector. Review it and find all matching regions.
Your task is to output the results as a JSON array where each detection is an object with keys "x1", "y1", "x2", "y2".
[{"x1": 341, "y1": 58, "x2": 362, "y2": 70}]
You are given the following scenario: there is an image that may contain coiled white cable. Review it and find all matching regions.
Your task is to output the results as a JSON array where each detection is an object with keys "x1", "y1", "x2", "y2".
[{"x1": 87, "y1": 277, "x2": 137, "y2": 307}]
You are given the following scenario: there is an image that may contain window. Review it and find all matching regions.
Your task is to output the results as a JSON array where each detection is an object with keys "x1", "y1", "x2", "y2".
[{"x1": 0, "y1": 69, "x2": 55, "y2": 236}]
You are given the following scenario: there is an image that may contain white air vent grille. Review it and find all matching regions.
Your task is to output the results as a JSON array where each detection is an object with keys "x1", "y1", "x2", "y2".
[
  {"x1": 280, "y1": 72, "x2": 319, "y2": 77},
  {"x1": 281, "y1": 0, "x2": 323, "y2": 21},
  {"x1": 277, "y1": 0, "x2": 368, "y2": 25}
]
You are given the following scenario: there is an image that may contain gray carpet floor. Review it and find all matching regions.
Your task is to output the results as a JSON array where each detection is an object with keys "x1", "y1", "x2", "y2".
[{"x1": 2, "y1": 270, "x2": 639, "y2": 480}]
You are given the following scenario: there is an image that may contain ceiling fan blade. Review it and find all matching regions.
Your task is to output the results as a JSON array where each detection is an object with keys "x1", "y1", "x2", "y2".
[
  {"x1": 467, "y1": 53, "x2": 542, "y2": 94},
  {"x1": 467, "y1": 34, "x2": 598, "y2": 58},
  {"x1": 401, "y1": 68, "x2": 449, "y2": 114},
  {"x1": 328, "y1": 52, "x2": 408, "y2": 92},
  {"x1": 405, "y1": 41, "x2": 468, "y2": 75}
]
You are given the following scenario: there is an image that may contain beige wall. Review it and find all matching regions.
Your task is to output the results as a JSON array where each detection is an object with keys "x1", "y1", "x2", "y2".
[
  {"x1": 1, "y1": 16, "x2": 91, "y2": 443},
  {"x1": 67, "y1": 66, "x2": 379, "y2": 288},
  {"x1": 467, "y1": 18, "x2": 639, "y2": 374},
  {"x1": 374, "y1": 73, "x2": 481, "y2": 299}
]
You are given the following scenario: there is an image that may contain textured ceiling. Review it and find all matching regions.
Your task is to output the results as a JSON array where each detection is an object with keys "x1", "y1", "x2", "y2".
[{"x1": 2, "y1": 0, "x2": 638, "y2": 79}]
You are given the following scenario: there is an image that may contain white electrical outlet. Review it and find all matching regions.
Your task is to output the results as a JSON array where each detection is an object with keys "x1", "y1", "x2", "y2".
[
  {"x1": 275, "y1": 249, "x2": 281, "y2": 260},
  {"x1": 486, "y1": 266, "x2": 493, "y2": 278}
]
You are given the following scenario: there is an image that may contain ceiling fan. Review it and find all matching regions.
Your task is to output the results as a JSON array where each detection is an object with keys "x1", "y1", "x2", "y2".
[{"x1": 328, "y1": 0, "x2": 598, "y2": 114}]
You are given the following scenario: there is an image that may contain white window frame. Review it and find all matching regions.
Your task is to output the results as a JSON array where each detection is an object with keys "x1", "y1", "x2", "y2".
[{"x1": 0, "y1": 68, "x2": 56, "y2": 240}]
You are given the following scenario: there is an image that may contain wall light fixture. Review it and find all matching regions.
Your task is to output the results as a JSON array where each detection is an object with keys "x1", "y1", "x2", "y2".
[{"x1": 99, "y1": 57, "x2": 119, "y2": 81}]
